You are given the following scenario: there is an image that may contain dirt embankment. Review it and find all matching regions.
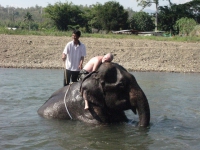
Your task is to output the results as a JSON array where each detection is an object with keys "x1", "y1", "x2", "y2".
[{"x1": 0, "y1": 34, "x2": 200, "y2": 73}]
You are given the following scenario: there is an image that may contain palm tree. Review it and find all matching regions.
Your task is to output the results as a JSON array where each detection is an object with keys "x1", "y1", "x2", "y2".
[
  {"x1": 24, "y1": 12, "x2": 34, "y2": 30},
  {"x1": 135, "y1": 0, "x2": 172, "y2": 31}
]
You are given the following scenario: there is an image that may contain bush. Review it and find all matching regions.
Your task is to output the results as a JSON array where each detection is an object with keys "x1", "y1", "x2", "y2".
[
  {"x1": 175, "y1": 17, "x2": 197, "y2": 36},
  {"x1": 190, "y1": 25, "x2": 200, "y2": 37}
]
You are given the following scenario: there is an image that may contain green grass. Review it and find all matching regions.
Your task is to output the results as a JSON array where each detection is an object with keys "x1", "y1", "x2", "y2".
[{"x1": 1, "y1": 27, "x2": 200, "y2": 42}]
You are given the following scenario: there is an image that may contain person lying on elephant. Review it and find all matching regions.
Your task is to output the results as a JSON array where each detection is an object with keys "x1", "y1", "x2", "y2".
[
  {"x1": 79, "y1": 53, "x2": 114, "y2": 79},
  {"x1": 80, "y1": 53, "x2": 114, "y2": 110}
]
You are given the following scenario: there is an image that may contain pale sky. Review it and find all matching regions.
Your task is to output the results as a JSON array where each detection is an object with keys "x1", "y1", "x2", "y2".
[{"x1": 0, "y1": 0, "x2": 192, "y2": 11}]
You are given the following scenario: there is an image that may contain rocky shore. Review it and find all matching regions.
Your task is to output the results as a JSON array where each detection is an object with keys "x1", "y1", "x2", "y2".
[{"x1": 0, "y1": 34, "x2": 200, "y2": 73}]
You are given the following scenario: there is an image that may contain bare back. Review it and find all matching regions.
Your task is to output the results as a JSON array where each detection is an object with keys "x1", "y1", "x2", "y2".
[{"x1": 83, "y1": 56, "x2": 103, "y2": 72}]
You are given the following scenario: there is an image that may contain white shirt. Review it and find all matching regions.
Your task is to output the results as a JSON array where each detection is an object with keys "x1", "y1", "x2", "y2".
[{"x1": 63, "y1": 41, "x2": 86, "y2": 71}]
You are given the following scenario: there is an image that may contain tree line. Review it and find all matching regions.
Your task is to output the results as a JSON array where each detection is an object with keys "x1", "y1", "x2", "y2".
[{"x1": 0, "y1": 0, "x2": 199, "y2": 35}]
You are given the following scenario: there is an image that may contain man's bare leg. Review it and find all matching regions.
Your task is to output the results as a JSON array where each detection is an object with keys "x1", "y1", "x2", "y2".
[{"x1": 84, "y1": 100, "x2": 89, "y2": 110}]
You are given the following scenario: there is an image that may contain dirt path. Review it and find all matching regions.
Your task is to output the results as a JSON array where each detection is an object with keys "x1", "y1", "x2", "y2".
[{"x1": 0, "y1": 34, "x2": 200, "y2": 73}]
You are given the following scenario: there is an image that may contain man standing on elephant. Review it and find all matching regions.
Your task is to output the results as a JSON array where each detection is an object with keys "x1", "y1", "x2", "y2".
[
  {"x1": 80, "y1": 53, "x2": 114, "y2": 110},
  {"x1": 62, "y1": 30, "x2": 86, "y2": 86}
]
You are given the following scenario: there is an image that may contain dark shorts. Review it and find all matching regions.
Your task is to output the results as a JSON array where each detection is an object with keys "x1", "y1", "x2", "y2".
[{"x1": 64, "y1": 69, "x2": 80, "y2": 86}]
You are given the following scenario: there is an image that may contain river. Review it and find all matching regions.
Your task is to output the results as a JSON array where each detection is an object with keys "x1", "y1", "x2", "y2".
[{"x1": 1, "y1": 68, "x2": 200, "y2": 150}]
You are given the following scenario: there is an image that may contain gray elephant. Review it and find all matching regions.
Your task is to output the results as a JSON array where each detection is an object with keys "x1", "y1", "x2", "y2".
[{"x1": 37, "y1": 62, "x2": 150, "y2": 127}]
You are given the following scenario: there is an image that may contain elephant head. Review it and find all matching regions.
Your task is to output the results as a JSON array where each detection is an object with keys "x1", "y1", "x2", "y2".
[{"x1": 80, "y1": 62, "x2": 150, "y2": 127}]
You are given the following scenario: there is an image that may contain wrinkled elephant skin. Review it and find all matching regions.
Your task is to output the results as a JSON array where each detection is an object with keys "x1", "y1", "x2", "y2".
[{"x1": 37, "y1": 62, "x2": 150, "y2": 127}]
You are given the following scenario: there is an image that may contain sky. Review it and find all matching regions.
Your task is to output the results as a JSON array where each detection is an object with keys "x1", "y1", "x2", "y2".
[{"x1": 0, "y1": 0, "x2": 192, "y2": 11}]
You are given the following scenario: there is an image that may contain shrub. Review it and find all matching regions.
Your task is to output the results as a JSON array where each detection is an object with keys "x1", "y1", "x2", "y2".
[{"x1": 175, "y1": 17, "x2": 197, "y2": 36}]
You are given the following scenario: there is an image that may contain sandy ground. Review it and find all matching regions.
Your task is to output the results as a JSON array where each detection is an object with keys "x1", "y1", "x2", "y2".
[{"x1": 0, "y1": 34, "x2": 200, "y2": 73}]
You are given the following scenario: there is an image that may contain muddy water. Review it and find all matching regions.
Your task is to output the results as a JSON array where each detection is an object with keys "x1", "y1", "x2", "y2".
[{"x1": 1, "y1": 68, "x2": 199, "y2": 150}]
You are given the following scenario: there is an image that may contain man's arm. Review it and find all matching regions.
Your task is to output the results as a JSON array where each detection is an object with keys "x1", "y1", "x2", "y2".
[
  {"x1": 62, "y1": 53, "x2": 66, "y2": 61},
  {"x1": 62, "y1": 44, "x2": 68, "y2": 61},
  {"x1": 79, "y1": 56, "x2": 84, "y2": 69}
]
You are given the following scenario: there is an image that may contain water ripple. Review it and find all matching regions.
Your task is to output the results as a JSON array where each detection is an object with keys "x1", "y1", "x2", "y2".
[{"x1": 1, "y1": 69, "x2": 200, "y2": 150}]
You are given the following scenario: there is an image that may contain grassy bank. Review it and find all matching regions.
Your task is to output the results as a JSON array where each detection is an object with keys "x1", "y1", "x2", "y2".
[{"x1": 1, "y1": 27, "x2": 200, "y2": 42}]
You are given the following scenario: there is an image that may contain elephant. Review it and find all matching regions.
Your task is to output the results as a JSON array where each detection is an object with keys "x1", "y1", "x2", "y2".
[{"x1": 37, "y1": 62, "x2": 150, "y2": 127}]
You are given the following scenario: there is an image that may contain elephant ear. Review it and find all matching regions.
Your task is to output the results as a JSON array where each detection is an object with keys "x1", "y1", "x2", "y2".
[
  {"x1": 79, "y1": 71, "x2": 97, "y2": 92},
  {"x1": 80, "y1": 72, "x2": 106, "y2": 107},
  {"x1": 129, "y1": 74, "x2": 150, "y2": 127}
]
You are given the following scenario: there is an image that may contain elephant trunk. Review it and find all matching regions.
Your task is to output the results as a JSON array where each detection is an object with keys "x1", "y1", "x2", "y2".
[
  {"x1": 130, "y1": 87, "x2": 150, "y2": 127},
  {"x1": 136, "y1": 93, "x2": 150, "y2": 127}
]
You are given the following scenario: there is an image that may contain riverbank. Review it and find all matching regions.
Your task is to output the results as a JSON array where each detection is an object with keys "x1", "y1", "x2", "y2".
[{"x1": 0, "y1": 34, "x2": 199, "y2": 73}]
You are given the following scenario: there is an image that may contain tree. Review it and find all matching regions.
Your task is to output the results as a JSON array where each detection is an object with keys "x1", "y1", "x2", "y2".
[
  {"x1": 45, "y1": 2, "x2": 85, "y2": 31},
  {"x1": 24, "y1": 12, "x2": 34, "y2": 30},
  {"x1": 135, "y1": 0, "x2": 172, "y2": 31},
  {"x1": 175, "y1": 17, "x2": 197, "y2": 36},
  {"x1": 87, "y1": 3, "x2": 104, "y2": 32},
  {"x1": 158, "y1": 2, "x2": 199, "y2": 34},
  {"x1": 130, "y1": 11, "x2": 155, "y2": 31},
  {"x1": 92, "y1": 1, "x2": 129, "y2": 32},
  {"x1": 181, "y1": 0, "x2": 200, "y2": 23},
  {"x1": 0, "y1": 5, "x2": 49, "y2": 30},
  {"x1": 157, "y1": 5, "x2": 176, "y2": 34}
]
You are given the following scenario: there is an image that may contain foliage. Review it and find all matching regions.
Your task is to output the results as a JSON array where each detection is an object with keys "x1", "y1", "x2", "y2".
[
  {"x1": 130, "y1": 11, "x2": 155, "y2": 31},
  {"x1": 157, "y1": 6, "x2": 174, "y2": 33},
  {"x1": 24, "y1": 12, "x2": 34, "y2": 30},
  {"x1": 158, "y1": 0, "x2": 200, "y2": 34},
  {"x1": 158, "y1": 4, "x2": 193, "y2": 34},
  {"x1": 99, "y1": 1, "x2": 129, "y2": 31},
  {"x1": 86, "y1": 3, "x2": 103, "y2": 31},
  {"x1": 38, "y1": 19, "x2": 55, "y2": 30},
  {"x1": 44, "y1": 2, "x2": 86, "y2": 31},
  {"x1": 0, "y1": 0, "x2": 200, "y2": 34},
  {"x1": 190, "y1": 25, "x2": 200, "y2": 36},
  {"x1": 135, "y1": 0, "x2": 172, "y2": 10},
  {"x1": 1, "y1": 25, "x2": 200, "y2": 42},
  {"x1": 0, "y1": 5, "x2": 45, "y2": 29},
  {"x1": 89, "y1": 1, "x2": 129, "y2": 32},
  {"x1": 175, "y1": 17, "x2": 197, "y2": 36},
  {"x1": 135, "y1": 0, "x2": 172, "y2": 31},
  {"x1": 24, "y1": 12, "x2": 34, "y2": 22},
  {"x1": 126, "y1": 7, "x2": 137, "y2": 19},
  {"x1": 181, "y1": 0, "x2": 200, "y2": 23}
]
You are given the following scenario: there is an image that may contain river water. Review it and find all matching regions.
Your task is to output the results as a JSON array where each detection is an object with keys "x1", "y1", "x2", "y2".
[{"x1": 1, "y1": 68, "x2": 200, "y2": 150}]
